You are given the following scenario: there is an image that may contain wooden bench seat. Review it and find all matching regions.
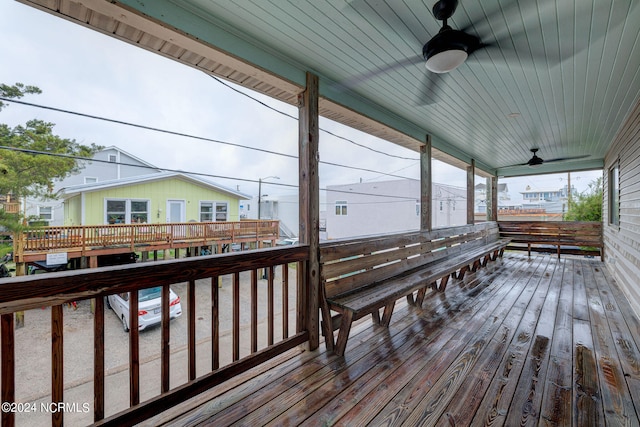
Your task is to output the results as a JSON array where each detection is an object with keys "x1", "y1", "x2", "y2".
[
  {"x1": 498, "y1": 221, "x2": 602, "y2": 260},
  {"x1": 320, "y1": 222, "x2": 510, "y2": 356}
]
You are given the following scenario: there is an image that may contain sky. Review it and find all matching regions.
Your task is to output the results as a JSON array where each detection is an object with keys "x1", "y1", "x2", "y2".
[{"x1": 0, "y1": 1, "x2": 601, "y2": 207}]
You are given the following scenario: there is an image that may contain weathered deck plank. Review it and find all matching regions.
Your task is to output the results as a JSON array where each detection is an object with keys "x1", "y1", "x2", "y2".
[{"x1": 153, "y1": 254, "x2": 640, "y2": 427}]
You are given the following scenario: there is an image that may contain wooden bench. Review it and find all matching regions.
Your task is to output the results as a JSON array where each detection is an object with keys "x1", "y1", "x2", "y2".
[
  {"x1": 319, "y1": 222, "x2": 510, "y2": 356},
  {"x1": 498, "y1": 221, "x2": 602, "y2": 261}
]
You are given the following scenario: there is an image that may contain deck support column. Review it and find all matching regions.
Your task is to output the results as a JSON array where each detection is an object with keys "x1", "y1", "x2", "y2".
[
  {"x1": 487, "y1": 176, "x2": 498, "y2": 222},
  {"x1": 421, "y1": 136, "x2": 432, "y2": 232},
  {"x1": 467, "y1": 159, "x2": 475, "y2": 225},
  {"x1": 299, "y1": 71, "x2": 320, "y2": 350}
]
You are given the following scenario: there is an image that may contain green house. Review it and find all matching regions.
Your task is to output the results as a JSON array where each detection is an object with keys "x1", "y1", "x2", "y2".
[{"x1": 61, "y1": 172, "x2": 250, "y2": 225}]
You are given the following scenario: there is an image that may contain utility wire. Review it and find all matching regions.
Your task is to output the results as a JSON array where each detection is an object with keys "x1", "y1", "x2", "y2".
[
  {"x1": 209, "y1": 75, "x2": 419, "y2": 161},
  {"x1": 0, "y1": 97, "x2": 415, "y2": 180},
  {"x1": 0, "y1": 146, "x2": 428, "y2": 201}
]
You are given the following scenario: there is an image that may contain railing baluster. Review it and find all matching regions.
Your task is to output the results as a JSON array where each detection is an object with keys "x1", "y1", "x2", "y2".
[
  {"x1": 51, "y1": 305, "x2": 64, "y2": 427},
  {"x1": 251, "y1": 269, "x2": 258, "y2": 353},
  {"x1": 161, "y1": 285, "x2": 170, "y2": 393},
  {"x1": 94, "y1": 297, "x2": 105, "y2": 421},
  {"x1": 188, "y1": 279, "x2": 196, "y2": 381},
  {"x1": 212, "y1": 276, "x2": 219, "y2": 371},
  {"x1": 268, "y1": 265, "x2": 275, "y2": 346},
  {"x1": 282, "y1": 264, "x2": 289, "y2": 339},
  {"x1": 129, "y1": 291, "x2": 140, "y2": 406},
  {"x1": 1, "y1": 313, "x2": 15, "y2": 427},
  {"x1": 233, "y1": 272, "x2": 240, "y2": 361}
]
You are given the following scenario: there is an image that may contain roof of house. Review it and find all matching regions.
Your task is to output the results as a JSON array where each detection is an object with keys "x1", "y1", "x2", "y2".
[
  {"x1": 92, "y1": 146, "x2": 162, "y2": 171},
  {"x1": 61, "y1": 171, "x2": 251, "y2": 199}
]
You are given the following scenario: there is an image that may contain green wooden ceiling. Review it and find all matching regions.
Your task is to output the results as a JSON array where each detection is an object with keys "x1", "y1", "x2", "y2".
[{"x1": 21, "y1": 0, "x2": 640, "y2": 176}]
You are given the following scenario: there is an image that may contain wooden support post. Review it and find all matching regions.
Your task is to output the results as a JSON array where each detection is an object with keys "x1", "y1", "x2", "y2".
[
  {"x1": 1, "y1": 314, "x2": 15, "y2": 427},
  {"x1": 467, "y1": 159, "x2": 475, "y2": 225},
  {"x1": 421, "y1": 136, "x2": 432, "y2": 231},
  {"x1": 299, "y1": 71, "x2": 320, "y2": 350},
  {"x1": 489, "y1": 176, "x2": 498, "y2": 222}
]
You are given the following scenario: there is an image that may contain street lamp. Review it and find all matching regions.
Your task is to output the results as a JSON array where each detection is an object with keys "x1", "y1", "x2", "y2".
[{"x1": 258, "y1": 176, "x2": 279, "y2": 220}]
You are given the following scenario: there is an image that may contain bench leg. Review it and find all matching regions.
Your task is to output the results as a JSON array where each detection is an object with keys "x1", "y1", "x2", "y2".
[
  {"x1": 371, "y1": 309, "x2": 381, "y2": 325},
  {"x1": 406, "y1": 293, "x2": 415, "y2": 306},
  {"x1": 416, "y1": 287, "x2": 428, "y2": 306},
  {"x1": 557, "y1": 245, "x2": 561, "y2": 259},
  {"x1": 381, "y1": 302, "x2": 395, "y2": 327},
  {"x1": 439, "y1": 274, "x2": 450, "y2": 292},
  {"x1": 482, "y1": 254, "x2": 489, "y2": 267},
  {"x1": 457, "y1": 265, "x2": 469, "y2": 280},
  {"x1": 320, "y1": 302, "x2": 335, "y2": 352},
  {"x1": 334, "y1": 310, "x2": 354, "y2": 356}
]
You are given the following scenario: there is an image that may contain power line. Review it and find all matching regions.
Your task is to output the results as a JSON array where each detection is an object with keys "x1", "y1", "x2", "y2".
[
  {"x1": 209, "y1": 75, "x2": 419, "y2": 161},
  {"x1": 0, "y1": 146, "x2": 424, "y2": 201},
  {"x1": 0, "y1": 97, "x2": 415, "y2": 180}
]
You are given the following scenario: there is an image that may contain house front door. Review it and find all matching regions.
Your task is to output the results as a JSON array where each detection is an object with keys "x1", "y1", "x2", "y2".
[{"x1": 166, "y1": 200, "x2": 185, "y2": 223}]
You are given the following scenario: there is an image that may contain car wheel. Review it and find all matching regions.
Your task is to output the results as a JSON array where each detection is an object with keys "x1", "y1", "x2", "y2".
[
  {"x1": 121, "y1": 315, "x2": 130, "y2": 333},
  {"x1": 105, "y1": 296, "x2": 111, "y2": 310}
]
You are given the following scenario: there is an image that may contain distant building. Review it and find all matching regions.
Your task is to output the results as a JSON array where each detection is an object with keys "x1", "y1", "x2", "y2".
[
  {"x1": 474, "y1": 182, "x2": 510, "y2": 214},
  {"x1": 325, "y1": 179, "x2": 466, "y2": 240},
  {"x1": 24, "y1": 146, "x2": 161, "y2": 226},
  {"x1": 61, "y1": 172, "x2": 250, "y2": 225}
]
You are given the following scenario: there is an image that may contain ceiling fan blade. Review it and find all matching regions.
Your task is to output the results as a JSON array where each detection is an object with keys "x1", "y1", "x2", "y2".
[
  {"x1": 332, "y1": 55, "x2": 423, "y2": 92},
  {"x1": 499, "y1": 153, "x2": 590, "y2": 169},
  {"x1": 543, "y1": 154, "x2": 591, "y2": 163},
  {"x1": 417, "y1": 73, "x2": 443, "y2": 105}
]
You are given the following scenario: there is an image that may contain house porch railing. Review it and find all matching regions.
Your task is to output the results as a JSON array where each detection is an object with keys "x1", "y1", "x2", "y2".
[
  {"x1": 0, "y1": 244, "x2": 308, "y2": 426},
  {"x1": 13, "y1": 220, "x2": 280, "y2": 263}
]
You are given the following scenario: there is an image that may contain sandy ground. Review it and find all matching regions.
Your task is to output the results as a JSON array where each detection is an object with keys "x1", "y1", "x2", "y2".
[{"x1": 7, "y1": 266, "x2": 298, "y2": 426}]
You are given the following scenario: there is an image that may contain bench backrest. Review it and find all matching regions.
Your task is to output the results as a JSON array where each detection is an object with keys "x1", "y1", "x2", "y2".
[
  {"x1": 498, "y1": 221, "x2": 602, "y2": 248},
  {"x1": 320, "y1": 222, "x2": 500, "y2": 299}
]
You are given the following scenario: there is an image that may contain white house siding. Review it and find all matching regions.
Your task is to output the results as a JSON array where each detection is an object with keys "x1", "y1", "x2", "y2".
[
  {"x1": 325, "y1": 179, "x2": 466, "y2": 240},
  {"x1": 604, "y1": 99, "x2": 640, "y2": 318}
]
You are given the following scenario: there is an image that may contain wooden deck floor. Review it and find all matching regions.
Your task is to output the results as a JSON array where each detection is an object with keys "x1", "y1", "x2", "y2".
[{"x1": 142, "y1": 253, "x2": 640, "y2": 426}]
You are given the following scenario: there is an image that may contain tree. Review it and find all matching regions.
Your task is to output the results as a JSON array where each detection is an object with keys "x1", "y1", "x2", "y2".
[
  {"x1": 1, "y1": 83, "x2": 102, "y2": 231},
  {"x1": 565, "y1": 177, "x2": 602, "y2": 222}
]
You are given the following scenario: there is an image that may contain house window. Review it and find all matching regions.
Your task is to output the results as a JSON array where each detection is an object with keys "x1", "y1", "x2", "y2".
[
  {"x1": 106, "y1": 199, "x2": 149, "y2": 224},
  {"x1": 108, "y1": 154, "x2": 117, "y2": 163},
  {"x1": 440, "y1": 201, "x2": 443, "y2": 211},
  {"x1": 609, "y1": 163, "x2": 619, "y2": 226},
  {"x1": 216, "y1": 203, "x2": 228, "y2": 221},
  {"x1": 84, "y1": 177, "x2": 98, "y2": 184},
  {"x1": 199, "y1": 201, "x2": 228, "y2": 222},
  {"x1": 130, "y1": 200, "x2": 149, "y2": 223},
  {"x1": 335, "y1": 201, "x2": 347, "y2": 216},
  {"x1": 107, "y1": 200, "x2": 126, "y2": 224},
  {"x1": 38, "y1": 206, "x2": 53, "y2": 221}
]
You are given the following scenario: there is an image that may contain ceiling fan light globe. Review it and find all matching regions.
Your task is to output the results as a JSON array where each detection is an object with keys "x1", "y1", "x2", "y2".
[{"x1": 425, "y1": 49, "x2": 467, "y2": 73}]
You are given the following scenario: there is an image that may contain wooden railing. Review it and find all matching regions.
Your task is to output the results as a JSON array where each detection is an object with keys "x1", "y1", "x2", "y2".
[
  {"x1": 0, "y1": 202, "x2": 20, "y2": 214},
  {"x1": 498, "y1": 220, "x2": 603, "y2": 260},
  {"x1": 0, "y1": 245, "x2": 308, "y2": 426},
  {"x1": 14, "y1": 220, "x2": 279, "y2": 262}
]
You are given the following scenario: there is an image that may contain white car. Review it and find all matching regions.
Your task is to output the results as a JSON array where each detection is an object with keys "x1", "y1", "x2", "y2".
[{"x1": 107, "y1": 287, "x2": 182, "y2": 332}]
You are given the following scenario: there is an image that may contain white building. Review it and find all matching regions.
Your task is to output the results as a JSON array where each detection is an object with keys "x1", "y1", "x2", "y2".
[{"x1": 325, "y1": 179, "x2": 467, "y2": 240}]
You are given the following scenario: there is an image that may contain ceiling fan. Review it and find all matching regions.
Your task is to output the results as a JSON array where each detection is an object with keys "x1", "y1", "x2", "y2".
[
  {"x1": 423, "y1": 0, "x2": 485, "y2": 73},
  {"x1": 341, "y1": 0, "x2": 498, "y2": 102},
  {"x1": 503, "y1": 148, "x2": 590, "y2": 168}
]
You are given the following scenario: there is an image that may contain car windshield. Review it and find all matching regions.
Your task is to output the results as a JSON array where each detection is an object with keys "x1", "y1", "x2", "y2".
[{"x1": 138, "y1": 287, "x2": 162, "y2": 302}]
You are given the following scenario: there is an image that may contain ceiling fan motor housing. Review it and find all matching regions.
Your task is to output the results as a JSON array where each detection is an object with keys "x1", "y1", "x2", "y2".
[{"x1": 423, "y1": 26, "x2": 472, "y2": 73}]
